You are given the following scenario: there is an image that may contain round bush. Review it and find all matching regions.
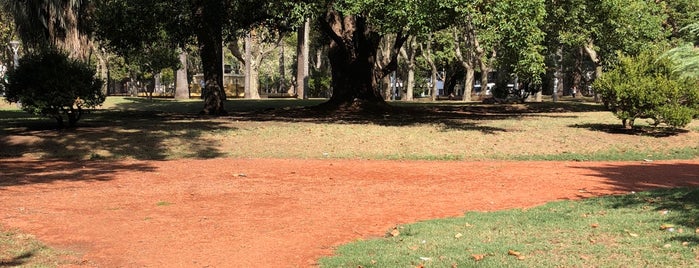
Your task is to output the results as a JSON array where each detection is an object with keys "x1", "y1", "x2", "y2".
[{"x1": 4, "y1": 50, "x2": 105, "y2": 128}]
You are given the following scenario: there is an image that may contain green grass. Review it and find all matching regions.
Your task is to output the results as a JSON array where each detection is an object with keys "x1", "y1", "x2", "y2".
[
  {"x1": 0, "y1": 228, "x2": 72, "y2": 267},
  {"x1": 319, "y1": 188, "x2": 699, "y2": 267},
  {"x1": 2, "y1": 96, "x2": 699, "y2": 161}
]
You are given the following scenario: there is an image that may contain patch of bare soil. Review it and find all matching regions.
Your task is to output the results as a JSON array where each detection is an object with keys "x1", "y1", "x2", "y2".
[{"x1": 1, "y1": 158, "x2": 698, "y2": 267}]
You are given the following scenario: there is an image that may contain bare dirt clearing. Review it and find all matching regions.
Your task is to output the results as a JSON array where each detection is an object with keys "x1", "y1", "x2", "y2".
[{"x1": 1, "y1": 157, "x2": 698, "y2": 267}]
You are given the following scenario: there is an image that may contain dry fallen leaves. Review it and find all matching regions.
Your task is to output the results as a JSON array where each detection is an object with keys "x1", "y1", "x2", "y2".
[
  {"x1": 507, "y1": 250, "x2": 521, "y2": 256},
  {"x1": 590, "y1": 223, "x2": 599, "y2": 228},
  {"x1": 660, "y1": 224, "x2": 675, "y2": 230},
  {"x1": 387, "y1": 227, "x2": 400, "y2": 237},
  {"x1": 472, "y1": 254, "x2": 486, "y2": 261},
  {"x1": 455, "y1": 233, "x2": 463, "y2": 238},
  {"x1": 508, "y1": 249, "x2": 525, "y2": 260}
]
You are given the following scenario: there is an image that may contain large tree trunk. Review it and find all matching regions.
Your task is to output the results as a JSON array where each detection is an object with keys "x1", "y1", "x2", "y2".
[
  {"x1": 319, "y1": 8, "x2": 407, "y2": 107},
  {"x1": 295, "y1": 18, "x2": 310, "y2": 99},
  {"x1": 194, "y1": 1, "x2": 226, "y2": 115},
  {"x1": 175, "y1": 49, "x2": 189, "y2": 99}
]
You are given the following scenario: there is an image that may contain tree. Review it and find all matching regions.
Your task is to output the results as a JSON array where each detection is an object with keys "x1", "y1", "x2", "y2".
[
  {"x1": 228, "y1": 28, "x2": 279, "y2": 99},
  {"x1": 316, "y1": 0, "x2": 453, "y2": 107},
  {"x1": 594, "y1": 51, "x2": 699, "y2": 129},
  {"x1": 545, "y1": 0, "x2": 669, "y2": 100},
  {"x1": 5, "y1": 50, "x2": 105, "y2": 128}
]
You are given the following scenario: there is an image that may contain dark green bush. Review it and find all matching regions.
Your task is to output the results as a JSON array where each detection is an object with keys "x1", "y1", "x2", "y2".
[
  {"x1": 593, "y1": 51, "x2": 699, "y2": 129},
  {"x1": 4, "y1": 50, "x2": 105, "y2": 128}
]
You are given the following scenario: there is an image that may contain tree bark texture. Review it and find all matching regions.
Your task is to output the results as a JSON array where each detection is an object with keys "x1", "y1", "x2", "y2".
[
  {"x1": 399, "y1": 36, "x2": 417, "y2": 101},
  {"x1": 319, "y1": 7, "x2": 407, "y2": 107},
  {"x1": 420, "y1": 34, "x2": 438, "y2": 101},
  {"x1": 295, "y1": 19, "x2": 310, "y2": 99},
  {"x1": 175, "y1": 49, "x2": 190, "y2": 99},
  {"x1": 193, "y1": 1, "x2": 226, "y2": 115}
]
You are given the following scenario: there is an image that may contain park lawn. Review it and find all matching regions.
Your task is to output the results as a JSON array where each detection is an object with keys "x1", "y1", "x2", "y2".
[
  {"x1": 1, "y1": 96, "x2": 699, "y2": 161},
  {"x1": 2, "y1": 96, "x2": 699, "y2": 266},
  {"x1": 319, "y1": 188, "x2": 699, "y2": 267}
]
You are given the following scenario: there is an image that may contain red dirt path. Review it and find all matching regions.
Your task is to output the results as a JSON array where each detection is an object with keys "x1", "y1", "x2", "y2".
[{"x1": 1, "y1": 158, "x2": 699, "y2": 267}]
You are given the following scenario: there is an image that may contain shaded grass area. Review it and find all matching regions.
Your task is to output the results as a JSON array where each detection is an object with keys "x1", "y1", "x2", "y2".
[
  {"x1": 1, "y1": 97, "x2": 698, "y2": 161},
  {"x1": 0, "y1": 228, "x2": 75, "y2": 267},
  {"x1": 319, "y1": 188, "x2": 699, "y2": 267}
]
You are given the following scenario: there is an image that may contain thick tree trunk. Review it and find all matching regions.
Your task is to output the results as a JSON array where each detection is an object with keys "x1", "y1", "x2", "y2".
[
  {"x1": 175, "y1": 49, "x2": 189, "y2": 99},
  {"x1": 319, "y1": 7, "x2": 408, "y2": 108},
  {"x1": 296, "y1": 18, "x2": 310, "y2": 99},
  {"x1": 321, "y1": 10, "x2": 384, "y2": 106},
  {"x1": 194, "y1": 1, "x2": 226, "y2": 115},
  {"x1": 463, "y1": 69, "x2": 474, "y2": 101}
]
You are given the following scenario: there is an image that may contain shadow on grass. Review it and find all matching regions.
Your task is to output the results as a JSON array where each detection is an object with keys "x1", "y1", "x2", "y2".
[
  {"x1": 0, "y1": 250, "x2": 35, "y2": 267},
  {"x1": 0, "y1": 110, "x2": 233, "y2": 160},
  {"x1": 227, "y1": 101, "x2": 602, "y2": 134},
  {"x1": 601, "y1": 187, "x2": 699, "y2": 244},
  {"x1": 570, "y1": 123, "x2": 689, "y2": 137},
  {"x1": 578, "y1": 163, "x2": 699, "y2": 245}
]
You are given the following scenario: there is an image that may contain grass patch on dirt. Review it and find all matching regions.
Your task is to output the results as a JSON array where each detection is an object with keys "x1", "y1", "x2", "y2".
[
  {"x1": 319, "y1": 188, "x2": 699, "y2": 267},
  {"x1": 1, "y1": 96, "x2": 698, "y2": 161},
  {"x1": 0, "y1": 228, "x2": 76, "y2": 267}
]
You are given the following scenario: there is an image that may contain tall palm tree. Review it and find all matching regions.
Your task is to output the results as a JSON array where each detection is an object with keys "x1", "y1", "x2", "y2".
[{"x1": 1, "y1": 0, "x2": 92, "y2": 60}]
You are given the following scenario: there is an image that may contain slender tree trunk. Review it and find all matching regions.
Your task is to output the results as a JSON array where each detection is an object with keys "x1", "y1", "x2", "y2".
[
  {"x1": 295, "y1": 18, "x2": 310, "y2": 99},
  {"x1": 97, "y1": 50, "x2": 108, "y2": 96},
  {"x1": 399, "y1": 36, "x2": 417, "y2": 101},
  {"x1": 278, "y1": 36, "x2": 286, "y2": 94},
  {"x1": 453, "y1": 27, "x2": 477, "y2": 102},
  {"x1": 583, "y1": 41, "x2": 603, "y2": 102},
  {"x1": 377, "y1": 35, "x2": 395, "y2": 100},
  {"x1": 420, "y1": 34, "x2": 438, "y2": 101},
  {"x1": 244, "y1": 32, "x2": 261, "y2": 99},
  {"x1": 478, "y1": 50, "x2": 493, "y2": 99},
  {"x1": 194, "y1": 1, "x2": 226, "y2": 115},
  {"x1": 175, "y1": 49, "x2": 189, "y2": 99}
]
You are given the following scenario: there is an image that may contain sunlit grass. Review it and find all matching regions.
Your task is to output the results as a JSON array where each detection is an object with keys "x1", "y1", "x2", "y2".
[
  {"x1": 2, "y1": 96, "x2": 699, "y2": 161},
  {"x1": 320, "y1": 188, "x2": 699, "y2": 267}
]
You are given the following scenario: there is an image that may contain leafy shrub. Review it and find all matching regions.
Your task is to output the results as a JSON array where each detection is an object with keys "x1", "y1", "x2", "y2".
[
  {"x1": 4, "y1": 50, "x2": 105, "y2": 128},
  {"x1": 593, "y1": 52, "x2": 699, "y2": 129}
]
